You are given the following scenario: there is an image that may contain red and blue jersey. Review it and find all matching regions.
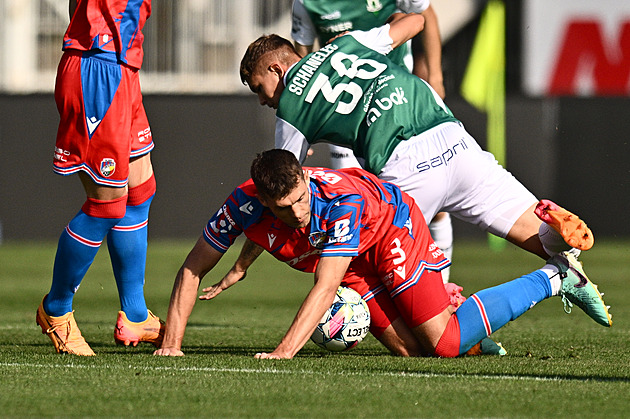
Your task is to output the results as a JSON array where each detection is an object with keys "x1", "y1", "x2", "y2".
[
  {"x1": 203, "y1": 167, "x2": 444, "y2": 274},
  {"x1": 303, "y1": 167, "x2": 413, "y2": 258},
  {"x1": 63, "y1": 0, "x2": 151, "y2": 69}
]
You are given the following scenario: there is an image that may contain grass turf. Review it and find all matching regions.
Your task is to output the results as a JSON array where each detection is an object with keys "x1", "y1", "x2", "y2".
[{"x1": 0, "y1": 239, "x2": 628, "y2": 418}]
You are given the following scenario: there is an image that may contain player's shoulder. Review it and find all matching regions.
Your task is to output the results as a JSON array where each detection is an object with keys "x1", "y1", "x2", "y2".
[
  {"x1": 305, "y1": 167, "x2": 368, "y2": 201},
  {"x1": 227, "y1": 179, "x2": 266, "y2": 216}
]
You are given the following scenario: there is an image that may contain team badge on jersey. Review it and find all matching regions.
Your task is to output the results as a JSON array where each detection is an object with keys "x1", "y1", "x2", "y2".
[
  {"x1": 366, "y1": 0, "x2": 383, "y2": 13},
  {"x1": 100, "y1": 158, "x2": 116, "y2": 177},
  {"x1": 309, "y1": 231, "x2": 327, "y2": 248}
]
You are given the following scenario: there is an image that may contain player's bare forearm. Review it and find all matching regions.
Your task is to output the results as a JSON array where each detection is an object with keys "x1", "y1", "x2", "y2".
[
  {"x1": 200, "y1": 238, "x2": 264, "y2": 299},
  {"x1": 387, "y1": 13, "x2": 425, "y2": 49},
  {"x1": 235, "y1": 238, "x2": 264, "y2": 273},
  {"x1": 255, "y1": 256, "x2": 351, "y2": 359},
  {"x1": 154, "y1": 236, "x2": 224, "y2": 355},
  {"x1": 154, "y1": 268, "x2": 199, "y2": 355},
  {"x1": 417, "y1": 5, "x2": 444, "y2": 98}
]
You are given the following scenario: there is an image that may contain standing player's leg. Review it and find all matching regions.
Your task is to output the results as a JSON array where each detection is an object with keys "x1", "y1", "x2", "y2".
[
  {"x1": 38, "y1": 176, "x2": 127, "y2": 356},
  {"x1": 107, "y1": 83, "x2": 164, "y2": 348},
  {"x1": 37, "y1": 51, "x2": 130, "y2": 356},
  {"x1": 109, "y1": 155, "x2": 163, "y2": 348}
]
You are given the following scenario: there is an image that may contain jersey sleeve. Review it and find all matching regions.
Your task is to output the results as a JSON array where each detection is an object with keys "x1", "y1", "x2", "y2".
[
  {"x1": 275, "y1": 116, "x2": 311, "y2": 164},
  {"x1": 203, "y1": 188, "x2": 255, "y2": 253},
  {"x1": 291, "y1": 0, "x2": 317, "y2": 46},
  {"x1": 347, "y1": 25, "x2": 394, "y2": 55},
  {"x1": 319, "y1": 194, "x2": 365, "y2": 258},
  {"x1": 397, "y1": 0, "x2": 430, "y2": 13}
]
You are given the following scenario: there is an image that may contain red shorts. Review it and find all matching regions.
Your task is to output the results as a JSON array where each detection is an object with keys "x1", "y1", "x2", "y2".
[
  {"x1": 341, "y1": 202, "x2": 450, "y2": 337},
  {"x1": 53, "y1": 50, "x2": 154, "y2": 187}
]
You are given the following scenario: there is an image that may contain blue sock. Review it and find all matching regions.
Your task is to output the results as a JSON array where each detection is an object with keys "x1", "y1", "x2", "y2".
[
  {"x1": 107, "y1": 195, "x2": 153, "y2": 322},
  {"x1": 45, "y1": 210, "x2": 121, "y2": 316},
  {"x1": 455, "y1": 270, "x2": 553, "y2": 353}
]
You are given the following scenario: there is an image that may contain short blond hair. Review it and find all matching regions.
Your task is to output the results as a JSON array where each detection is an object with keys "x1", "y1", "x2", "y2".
[{"x1": 240, "y1": 34, "x2": 297, "y2": 85}]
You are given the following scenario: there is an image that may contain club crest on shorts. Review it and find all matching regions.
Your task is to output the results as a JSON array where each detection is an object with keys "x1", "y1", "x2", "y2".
[{"x1": 100, "y1": 158, "x2": 116, "y2": 177}]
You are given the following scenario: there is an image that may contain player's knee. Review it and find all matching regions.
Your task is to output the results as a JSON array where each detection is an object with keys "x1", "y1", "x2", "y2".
[
  {"x1": 81, "y1": 195, "x2": 128, "y2": 220},
  {"x1": 376, "y1": 320, "x2": 425, "y2": 357}
]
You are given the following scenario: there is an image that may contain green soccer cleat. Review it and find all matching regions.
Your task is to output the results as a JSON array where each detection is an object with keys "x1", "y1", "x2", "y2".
[
  {"x1": 465, "y1": 337, "x2": 507, "y2": 356},
  {"x1": 548, "y1": 251, "x2": 612, "y2": 327}
]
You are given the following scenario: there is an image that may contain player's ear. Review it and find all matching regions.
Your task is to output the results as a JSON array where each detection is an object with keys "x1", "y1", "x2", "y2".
[
  {"x1": 269, "y1": 62, "x2": 284, "y2": 79},
  {"x1": 257, "y1": 193, "x2": 270, "y2": 207}
]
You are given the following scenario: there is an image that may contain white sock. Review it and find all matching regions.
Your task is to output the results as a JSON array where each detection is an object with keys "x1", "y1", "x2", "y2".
[
  {"x1": 429, "y1": 213, "x2": 453, "y2": 283},
  {"x1": 538, "y1": 222, "x2": 571, "y2": 256},
  {"x1": 541, "y1": 265, "x2": 562, "y2": 296}
]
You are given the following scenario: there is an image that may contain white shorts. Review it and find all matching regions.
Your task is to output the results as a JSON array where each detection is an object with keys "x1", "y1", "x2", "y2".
[{"x1": 379, "y1": 122, "x2": 537, "y2": 238}]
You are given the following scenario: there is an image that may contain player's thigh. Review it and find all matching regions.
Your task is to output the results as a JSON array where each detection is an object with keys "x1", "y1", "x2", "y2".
[
  {"x1": 128, "y1": 72, "x2": 154, "y2": 188},
  {"x1": 391, "y1": 270, "x2": 452, "y2": 352},
  {"x1": 443, "y1": 126, "x2": 537, "y2": 238},
  {"x1": 128, "y1": 153, "x2": 153, "y2": 188}
]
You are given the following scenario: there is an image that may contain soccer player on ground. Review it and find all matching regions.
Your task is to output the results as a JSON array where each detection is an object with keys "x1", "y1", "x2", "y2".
[
  {"x1": 154, "y1": 150, "x2": 611, "y2": 358},
  {"x1": 238, "y1": 12, "x2": 595, "y2": 274},
  {"x1": 290, "y1": 0, "x2": 455, "y2": 282},
  {"x1": 36, "y1": 0, "x2": 164, "y2": 356}
]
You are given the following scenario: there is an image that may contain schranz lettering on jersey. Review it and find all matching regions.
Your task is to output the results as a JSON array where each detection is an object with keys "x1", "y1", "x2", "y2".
[{"x1": 288, "y1": 44, "x2": 339, "y2": 96}]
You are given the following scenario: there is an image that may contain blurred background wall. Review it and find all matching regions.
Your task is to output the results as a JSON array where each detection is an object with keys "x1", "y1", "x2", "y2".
[{"x1": 0, "y1": 0, "x2": 628, "y2": 241}]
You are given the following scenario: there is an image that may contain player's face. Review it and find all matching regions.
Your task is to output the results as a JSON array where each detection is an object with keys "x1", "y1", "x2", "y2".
[
  {"x1": 263, "y1": 174, "x2": 311, "y2": 228},
  {"x1": 248, "y1": 66, "x2": 284, "y2": 109}
]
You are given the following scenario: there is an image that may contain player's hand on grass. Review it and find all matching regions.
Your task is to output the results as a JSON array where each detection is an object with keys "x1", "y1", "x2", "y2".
[
  {"x1": 199, "y1": 268, "x2": 245, "y2": 300},
  {"x1": 154, "y1": 347, "x2": 184, "y2": 356},
  {"x1": 199, "y1": 282, "x2": 224, "y2": 300},
  {"x1": 254, "y1": 351, "x2": 292, "y2": 360}
]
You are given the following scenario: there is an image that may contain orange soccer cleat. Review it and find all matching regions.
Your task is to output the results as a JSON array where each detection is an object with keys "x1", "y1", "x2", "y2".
[
  {"x1": 114, "y1": 310, "x2": 165, "y2": 348},
  {"x1": 535, "y1": 199, "x2": 594, "y2": 251},
  {"x1": 36, "y1": 297, "x2": 95, "y2": 356}
]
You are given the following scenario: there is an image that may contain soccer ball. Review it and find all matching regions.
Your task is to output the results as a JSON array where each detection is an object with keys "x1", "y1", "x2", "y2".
[{"x1": 310, "y1": 286, "x2": 371, "y2": 352}]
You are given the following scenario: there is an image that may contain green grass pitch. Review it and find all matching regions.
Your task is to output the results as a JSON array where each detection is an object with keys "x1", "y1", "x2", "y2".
[{"x1": 1, "y1": 239, "x2": 629, "y2": 417}]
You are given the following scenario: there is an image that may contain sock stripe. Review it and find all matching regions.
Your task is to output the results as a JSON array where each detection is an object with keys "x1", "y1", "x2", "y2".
[
  {"x1": 471, "y1": 294, "x2": 493, "y2": 336},
  {"x1": 111, "y1": 219, "x2": 148, "y2": 232},
  {"x1": 65, "y1": 225, "x2": 102, "y2": 248}
]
